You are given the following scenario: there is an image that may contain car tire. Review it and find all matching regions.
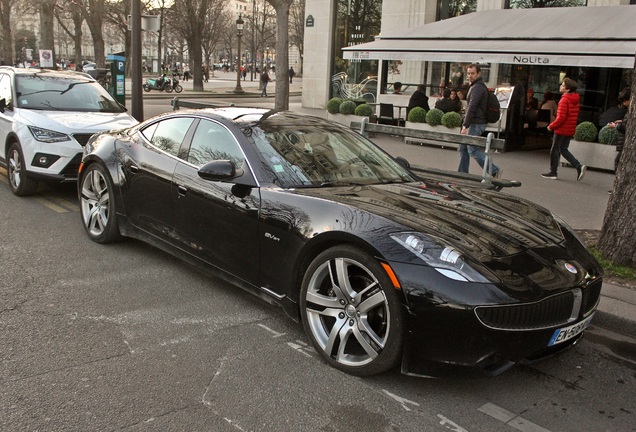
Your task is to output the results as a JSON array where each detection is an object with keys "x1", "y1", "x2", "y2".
[
  {"x1": 7, "y1": 142, "x2": 38, "y2": 196},
  {"x1": 300, "y1": 245, "x2": 404, "y2": 376},
  {"x1": 79, "y1": 163, "x2": 122, "y2": 243},
  {"x1": 174, "y1": 85, "x2": 183, "y2": 93}
]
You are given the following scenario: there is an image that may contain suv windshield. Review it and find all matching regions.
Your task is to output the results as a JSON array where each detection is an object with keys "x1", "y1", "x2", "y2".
[
  {"x1": 247, "y1": 113, "x2": 416, "y2": 188},
  {"x1": 15, "y1": 74, "x2": 124, "y2": 113}
]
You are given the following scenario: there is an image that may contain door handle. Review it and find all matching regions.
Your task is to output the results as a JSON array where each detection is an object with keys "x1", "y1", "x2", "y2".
[
  {"x1": 130, "y1": 164, "x2": 139, "y2": 174},
  {"x1": 177, "y1": 185, "x2": 188, "y2": 196}
]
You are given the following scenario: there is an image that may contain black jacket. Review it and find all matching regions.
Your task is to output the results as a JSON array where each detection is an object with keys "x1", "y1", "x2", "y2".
[
  {"x1": 463, "y1": 77, "x2": 489, "y2": 128},
  {"x1": 407, "y1": 90, "x2": 430, "y2": 117},
  {"x1": 435, "y1": 97, "x2": 458, "y2": 113}
]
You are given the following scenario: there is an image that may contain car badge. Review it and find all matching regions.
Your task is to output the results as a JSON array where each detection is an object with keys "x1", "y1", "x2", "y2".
[{"x1": 564, "y1": 263, "x2": 578, "y2": 274}]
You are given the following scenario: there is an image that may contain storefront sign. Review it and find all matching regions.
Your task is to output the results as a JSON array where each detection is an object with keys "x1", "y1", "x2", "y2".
[
  {"x1": 306, "y1": 15, "x2": 314, "y2": 27},
  {"x1": 513, "y1": 56, "x2": 550, "y2": 64}
]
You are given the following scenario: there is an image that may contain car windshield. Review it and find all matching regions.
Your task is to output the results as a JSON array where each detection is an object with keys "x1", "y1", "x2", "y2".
[
  {"x1": 246, "y1": 113, "x2": 417, "y2": 188},
  {"x1": 15, "y1": 74, "x2": 124, "y2": 113}
]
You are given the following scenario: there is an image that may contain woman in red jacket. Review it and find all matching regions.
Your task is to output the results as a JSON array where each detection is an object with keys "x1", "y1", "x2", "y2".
[{"x1": 541, "y1": 78, "x2": 587, "y2": 181}]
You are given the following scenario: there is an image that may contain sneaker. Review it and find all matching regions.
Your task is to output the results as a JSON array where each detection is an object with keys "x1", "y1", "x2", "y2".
[
  {"x1": 541, "y1": 172, "x2": 558, "y2": 180},
  {"x1": 577, "y1": 165, "x2": 587, "y2": 181}
]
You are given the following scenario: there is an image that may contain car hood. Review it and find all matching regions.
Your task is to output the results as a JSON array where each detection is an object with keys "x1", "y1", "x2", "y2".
[
  {"x1": 17, "y1": 109, "x2": 137, "y2": 132},
  {"x1": 294, "y1": 181, "x2": 565, "y2": 260}
]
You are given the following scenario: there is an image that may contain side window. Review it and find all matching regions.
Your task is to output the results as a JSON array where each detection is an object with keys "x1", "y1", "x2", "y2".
[
  {"x1": 0, "y1": 74, "x2": 12, "y2": 108},
  {"x1": 141, "y1": 117, "x2": 194, "y2": 157},
  {"x1": 187, "y1": 119, "x2": 245, "y2": 168}
]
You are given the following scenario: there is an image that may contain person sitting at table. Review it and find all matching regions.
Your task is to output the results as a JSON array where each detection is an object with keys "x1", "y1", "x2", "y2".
[
  {"x1": 406, "y1": 84, "x2": 430, "y2": 118},
  {"x1": 435, "y1": 88, "x2": 457, "y2": 113},
  {"x1": 393, "y1": 82, "x2": 403, "y2": 94}
]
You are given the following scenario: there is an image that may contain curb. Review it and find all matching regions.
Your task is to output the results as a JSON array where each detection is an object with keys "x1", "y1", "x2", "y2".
[{"x1": 594, "y1": 283, "x2": 636, "y2": 338}]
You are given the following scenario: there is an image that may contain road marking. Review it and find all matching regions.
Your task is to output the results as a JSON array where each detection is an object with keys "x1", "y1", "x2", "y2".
[
  {"x1": 437, "y1": 414, "x2": 468, "y2": 432},
  {"x1": 33, "y1": 196, "x2": 69, "y2": 213},
  {"x1": 257, "y1": 323, "x2": 286, "y2": 338},
  {"x1": 479, "y1": 403, "x2": 553, "y2": 432},
  {"x1": 382, "y1": 389, "x2": 420, "y2": 412}
]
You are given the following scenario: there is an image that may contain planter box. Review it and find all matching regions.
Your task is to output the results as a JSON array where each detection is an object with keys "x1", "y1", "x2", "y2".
[
  {"x1": 560, "y1": 140, "x2": 616, "y2": 172},
  {"x1": 327, "y1": 113, "x2": 368, "y2": 127},
  {"x1": 404, "y1": 122, "x2": 461, "y2": 149}
]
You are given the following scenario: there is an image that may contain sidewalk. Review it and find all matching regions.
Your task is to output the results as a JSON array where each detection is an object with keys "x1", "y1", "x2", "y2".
[{"x1": 130, "y1": 75, "x2": 636, "y2": 341}]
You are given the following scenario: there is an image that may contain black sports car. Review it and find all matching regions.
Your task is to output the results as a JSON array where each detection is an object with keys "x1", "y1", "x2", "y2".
[{"x1": 78, "y1": 108, "x2": 602, "y2": 377}]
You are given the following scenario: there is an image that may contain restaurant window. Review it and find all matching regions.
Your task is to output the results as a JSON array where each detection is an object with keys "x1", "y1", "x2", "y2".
[
  {"x1": 437, "y1": 0, "x2": 477, "y2": 20},
  {"x1": 506, "y1": 0, "x2": 586, "y2": 8},
  {"x1": 331, "y1": 0, "x2": 382, "y2": 102}
]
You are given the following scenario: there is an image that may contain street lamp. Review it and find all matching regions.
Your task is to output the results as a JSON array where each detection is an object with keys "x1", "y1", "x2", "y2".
[{"x1": 234, "y1": 14, "x2": 245, "y2": 94}]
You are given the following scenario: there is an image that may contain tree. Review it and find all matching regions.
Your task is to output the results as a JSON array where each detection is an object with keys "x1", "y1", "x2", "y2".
[
  {"x1": 0, "y1": 0, "x2": 16, "y2": 65},
  {"x1": 39, "y1": 0, "x2": 57, "y2": 67},
  {"x1": 55, "y1": 2, "x2": 84, "y2": 68},
  {"x1": 598, "y1": 59, "x2": 636, "y2": 267},
  {"x1": 289, "y1": 0, "x2": 304, "y2": 74},
  {"x1": 266, "y1": 0, "x2": 293, "y2": 110}
]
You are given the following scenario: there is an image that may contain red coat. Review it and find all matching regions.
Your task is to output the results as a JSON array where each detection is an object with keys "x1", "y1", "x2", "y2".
[{"x1": 549, "y1": 92, "x2": 580, "y2": 137}]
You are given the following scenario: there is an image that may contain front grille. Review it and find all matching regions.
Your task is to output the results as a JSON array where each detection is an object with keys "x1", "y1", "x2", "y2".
[
  {"x1": 73, "y1": 133, "x2": 95, "y2": 147},
  {"x1": 582, "y1": 279, "x2": 602, "y2": 314},
  {"x1": 475, "y1": 290, "x2": 576, "y2": 331}
]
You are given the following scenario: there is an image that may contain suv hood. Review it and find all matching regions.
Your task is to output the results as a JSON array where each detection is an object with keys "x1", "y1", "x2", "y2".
[{"x1": 17, "y1": 109, "x2": 138, "y2": 132}]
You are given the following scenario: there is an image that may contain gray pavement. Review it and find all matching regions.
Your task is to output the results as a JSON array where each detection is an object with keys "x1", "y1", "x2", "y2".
[{"x1": 131, "y1": 74, "x2": 636, "y2": 341}]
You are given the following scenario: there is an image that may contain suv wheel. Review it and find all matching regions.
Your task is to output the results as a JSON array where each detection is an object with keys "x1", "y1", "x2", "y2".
[{"x1": 7, "y1": 142, "x2": 38, "y2": 196}]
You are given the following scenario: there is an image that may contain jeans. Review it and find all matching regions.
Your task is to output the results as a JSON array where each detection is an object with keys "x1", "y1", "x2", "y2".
[
  {"x1": 458, "y1": 123, "x2": 500, "y2": 175},
  {"x1": 549, "y1": 134, "x2": 580, "y2": 174},
  {"x1": 261, "y1": 83, "x2": 268, "y2": 96}
]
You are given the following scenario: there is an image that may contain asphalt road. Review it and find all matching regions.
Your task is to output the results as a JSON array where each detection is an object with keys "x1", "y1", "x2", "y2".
[{"x1": 1, "y1": 97, "x2": 634, "y2": 431}]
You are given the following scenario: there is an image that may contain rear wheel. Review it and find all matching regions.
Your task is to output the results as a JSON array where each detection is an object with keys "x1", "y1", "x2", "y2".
[
  {"x1": 79, "y1": 163, "x2": 122, "y2": 243},
  {"x1": 300, "y1": 245, "x2": 404, "y2": 376},
  {"x1": 163, "y1": 83, "x2": 173, "y2": 93},
  {"x1": 7, "y1": 142, "x2": 38, "y2": 196}
]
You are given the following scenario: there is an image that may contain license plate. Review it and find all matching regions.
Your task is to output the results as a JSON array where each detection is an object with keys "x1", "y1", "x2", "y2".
[{"x1": 548, "y1": 314, "x2": 594, "y2": 347}]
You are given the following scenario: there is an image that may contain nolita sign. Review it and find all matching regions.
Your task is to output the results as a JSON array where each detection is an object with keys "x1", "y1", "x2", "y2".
[{"x1": 513, "y1": 56, "x2": 550, "y2": 64}]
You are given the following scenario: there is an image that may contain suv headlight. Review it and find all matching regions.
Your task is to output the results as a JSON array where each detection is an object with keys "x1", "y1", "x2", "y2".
[
  {"x1": 391, "y1": 232, "x2": 498, "y2": 283},
  {"x1": 28, "y1": 126, "x2": 70, "y2": 143}
]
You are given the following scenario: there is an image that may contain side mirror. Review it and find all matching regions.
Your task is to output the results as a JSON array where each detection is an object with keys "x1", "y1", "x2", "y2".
[
  {"x1": 395, "y1": 156, "x2": 410, "y2": 169},
  {"x1": 197, "y1": 160, "x2": 238, "y2": 181},
  {"x1": 0, "y1": 98, "x2": 6, "y2": 113}
]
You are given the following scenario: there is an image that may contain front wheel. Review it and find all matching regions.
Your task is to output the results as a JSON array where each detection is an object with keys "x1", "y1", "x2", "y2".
[
  {"x1": 79, "y1": 163, "x2": 122, "y2": 243},
  {"x1": 174, "y1": 84, "x2": 183, "y2": 93},
  {"x1": 163, "y1": 83, "x2": 173, "y2": 93},
  {"x1": 143, "y1": 84, "x2": 151, "y2": 92},
  {"x1": 7, "y1": 142, "x2": 38, "y2": 196},
  {"x1": 300, "y1": 245, "x2": 404, "y2": 376}
]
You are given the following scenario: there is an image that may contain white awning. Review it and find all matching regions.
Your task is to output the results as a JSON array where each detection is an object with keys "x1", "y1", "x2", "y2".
[{"x1": 343, "y1": 6, "x2": 636, "y2": 69}]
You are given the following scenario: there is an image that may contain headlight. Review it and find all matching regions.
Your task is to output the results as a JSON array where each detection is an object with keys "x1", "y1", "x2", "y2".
[
  {"x1": 28, "y1": 126, "x2": 70, "y2": 143},
  {"x1": 391, "y1": 232, "x2": 496, "y2": 283}
]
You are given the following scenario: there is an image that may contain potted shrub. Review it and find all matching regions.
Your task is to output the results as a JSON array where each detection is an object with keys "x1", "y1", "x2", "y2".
[
  {"x1": 441, "y1": 111, "x2": 462, "y2": 130},
  {"x1": 598, "y1": 125, "x2": 619, "y2": 145},
  {"x1": 426, "y1": 108, "x2": 444, "y2": 127},
  {"x1": 565, "y1": 121, "x2": 614, "y2": 171},
  {"x1": 354, "y1": 103, "x2": 374, "y2": 117},
  {"x1": 407, "y1": 107, "x2": 427, "y2": 123},
  {"x1": 326, "y1": 97, "x2": 343, "y2": 115},
  {"x1": 339, "y1": 100, "x2": 357, "y2": 115},
  {"x1": 573, "y1": 121, "x2": 598, "y2": 142}
]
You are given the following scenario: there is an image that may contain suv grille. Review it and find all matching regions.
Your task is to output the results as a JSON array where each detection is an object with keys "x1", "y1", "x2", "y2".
[
  {"x1": 73, "y1": 133, "x2": 95, "y2": 147},
  {"x1": 475, "y1": 290, "x2": 578, "y2": 330}
]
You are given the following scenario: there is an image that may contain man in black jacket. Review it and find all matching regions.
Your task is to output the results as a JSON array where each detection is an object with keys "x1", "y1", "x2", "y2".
[
  {"x1": 406, "y1": 85, "x2": 430, "y2": 118},
  {"x1": 458, "y1": 64, "x2": 501, "y2": 177},
  {"x1": 435, "y1": 88, "x2": 456, "y2": 113}
]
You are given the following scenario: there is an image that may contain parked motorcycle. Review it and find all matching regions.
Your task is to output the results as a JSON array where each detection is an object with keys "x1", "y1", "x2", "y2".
[{"x1": 143, "y1": 74, "x2": 172, "y2": 92}]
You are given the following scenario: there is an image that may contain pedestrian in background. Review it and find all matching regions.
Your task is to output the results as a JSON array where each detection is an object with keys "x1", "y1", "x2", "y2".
[
  {"x1": 459, "y1": 64, "x2": 502, "y2": 178},
  {"x1": 260, "y1": 70, "x2": 270, "y2": 97},
  {"x1": 289, "y1": 66, "x2": 295, "y2": 84},
  {"x1": 541, "y1": 78, "x2": 586, "y2": 181}
]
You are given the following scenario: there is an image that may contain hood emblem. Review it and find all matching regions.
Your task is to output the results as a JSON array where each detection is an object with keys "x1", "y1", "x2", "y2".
[{"x1": 564, "y1": 263, "x2": 578, "y2": 274}]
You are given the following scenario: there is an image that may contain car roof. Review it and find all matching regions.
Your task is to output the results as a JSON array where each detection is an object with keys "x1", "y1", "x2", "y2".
[{"x1": 0, "y1": 66, "x2": 96, "y2": 81}]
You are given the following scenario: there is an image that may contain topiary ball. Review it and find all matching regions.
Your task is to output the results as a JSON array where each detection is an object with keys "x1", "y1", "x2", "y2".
[
  {"x1": 426, "y1": 108, "x2": 444, "y2": 126},
  {"x1": 326, "y1": 97, "x2": 343, "y2": 114},
  {"x1": 407, "y1": 107, "x2": 427, "y2": 123},
  {"x1": 598, "y1": 125, "x2": 619, "y2": 145},
  {"x1": 574, "y1": 121, "x2": 598, "y2": 142},
  {"x1": 354, "y1": 103, "x2": 374, "y2": 117},
  {"x1": 441, "y1": 111, "x2": 462, "y2": 129},
  {"x1": 339, "y1": 100, "x2": 357, "y2": 115}
]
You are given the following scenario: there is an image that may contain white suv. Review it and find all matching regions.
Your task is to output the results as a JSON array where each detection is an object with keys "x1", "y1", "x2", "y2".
[{"x1": 0, "y1": 66, "x2": 138, "y2": 196}]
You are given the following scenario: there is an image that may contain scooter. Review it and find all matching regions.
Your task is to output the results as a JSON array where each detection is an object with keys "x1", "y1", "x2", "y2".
[
  {"x1": 169, "y1": 75, "x2": 183, "y2": 93},
  {"x1": 143, "y1": 74, "x2": 172, "y2": 92}
]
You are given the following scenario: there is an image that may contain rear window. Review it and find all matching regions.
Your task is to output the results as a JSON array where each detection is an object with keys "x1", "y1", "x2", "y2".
[{"x1": 15, "y1": 74, "x2": 124, "y2": 113}]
